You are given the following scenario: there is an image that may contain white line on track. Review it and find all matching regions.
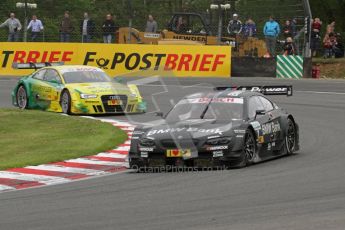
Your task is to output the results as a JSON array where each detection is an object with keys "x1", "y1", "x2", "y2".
[
  {"x1": 295, "y1": 90, "x2": 345, "y2": 95},
  {"x1": 26, "y1": 165, "x2": 107, "y2": 176},
  {"x1": 0, "y1": 171, "x2": 71, "y2": 185}
]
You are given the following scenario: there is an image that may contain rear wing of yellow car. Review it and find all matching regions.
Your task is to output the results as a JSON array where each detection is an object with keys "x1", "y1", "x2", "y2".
[
  {"x1": 12, "y1": 62, "x2": 64, "y2": 70},
  {"x1": 214, "y1": 85, "x2": 293, "y2": 96}
]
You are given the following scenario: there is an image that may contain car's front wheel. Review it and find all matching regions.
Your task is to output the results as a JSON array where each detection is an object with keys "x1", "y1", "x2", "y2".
[
  {"x1": 235, "y1": 129, "x2": 257, "y2": 168},
  {"x1": 60, "y1": 90, "x2": 71, "y2": 114},
  {"x1": 285, "y1": 118, "x2": 297, "y2": 155},
  {"x1": 16, "y1": 85, "x2": 28, "y2": 109}
]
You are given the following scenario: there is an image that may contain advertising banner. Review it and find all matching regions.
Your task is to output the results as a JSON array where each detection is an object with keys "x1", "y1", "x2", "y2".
[{"x1": 0, "y1": 43, "x2": 231, "y2": 77}]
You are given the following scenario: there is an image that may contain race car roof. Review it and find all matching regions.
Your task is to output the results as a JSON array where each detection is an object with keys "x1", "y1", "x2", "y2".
[
  {"x1": 185, "y1": 90, "x2": 260, "y2": 100},
  {"x1": 49, "y1": 65, "x2": 103, "y2": 72}
]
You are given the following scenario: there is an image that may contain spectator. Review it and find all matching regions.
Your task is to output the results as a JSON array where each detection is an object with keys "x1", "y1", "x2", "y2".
[
  {"x1": 283, "y1": 37, "x2": 297, "y2": 55},
  {"x1": 145, "y1": 14, "x2": 158, "y2": 33},
  {"x1": 263, "y1": 16, "x2": 280, "y2": 57},
  {"x1": 323, "y1": 32, "x2": 337, "y2": 58},
  {"x1": 102, "y1": 14, "x2": 116, "y2": 43},
  {"x1": 334, "y1": 33, "x2": 344, "y2": 58},
  {"x1": 27, "y1": 15, "x2": 44, "y2": 42},
  {"x1": 176, "y1": 16, "x2": 188, "y2": 33},
  {"x1": 326, "y1": 21, "x2": 335, "y2": 35},
  {"x1": 59, "y1": 11, "x2": 74, "y2": 42},
  {"x1": 227, "y1": 13, "x2": 242, "y2": 36},
  {"x1": 291, "y1": 18, "x2": 297, "y2": 37},
  {"x1": 243, "y1": 18, "x2": 257, "y2": 38},
  {"x1": 282, "y1": 20, "x2": 292, "y2": 38},
  {"x1": 80, "y1": 12, "x2": 95, "y2": 43},
  {"x1": 311, "y1": 17, "x2": 322, "y2": 57},
  {"x1": 0, "y1": 13, "x2": 22, "y2": 42}
]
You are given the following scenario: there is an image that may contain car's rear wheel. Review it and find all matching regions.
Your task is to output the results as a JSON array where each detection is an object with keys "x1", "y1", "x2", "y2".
[
  {"x1": 60, "y1": 90, "x2": 71, "y2": 114},
  {"x1": 285, "y1": 118, "x2": 296, "y2": 155},
  {"x1": 16, "y1": 85, "x2": 28, "y2": 109}
]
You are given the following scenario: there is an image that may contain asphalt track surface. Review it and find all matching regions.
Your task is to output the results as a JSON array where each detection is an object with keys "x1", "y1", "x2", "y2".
[{"x1": 0, "y1": 76, "x2": 345, "y2": 230}]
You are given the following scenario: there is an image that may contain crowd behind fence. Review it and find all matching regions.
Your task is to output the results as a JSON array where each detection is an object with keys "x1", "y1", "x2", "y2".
[{"x1": 0, "y1": 2, "x2": 342, "y2": 58}]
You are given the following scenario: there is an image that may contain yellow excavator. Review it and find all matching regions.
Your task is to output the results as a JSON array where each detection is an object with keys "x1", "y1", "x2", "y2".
[{"x1": 116, "y1": 12, "x2": 267, "y2": 57}]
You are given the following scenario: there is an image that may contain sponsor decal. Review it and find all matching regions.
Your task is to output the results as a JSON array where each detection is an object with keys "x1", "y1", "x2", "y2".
[
  {"x1": 250, "y1": 121, "x2": 261, "y2": 129},
  {"x1": 139, "y1": 147, "x2": 154, "y2": 152},
  {"x1": 207, "y1": 145, "x2": 228, "y2": 151},
  {"x1": 141, "y1": 152, "x2": 148, "y2": 158},
  {"x1": 172, "y1": 35, "x2": 207, "y2": 42},
  {"x1": 133, "y1": 131, "x2": 144, "y2": 135},
  {"x1": 185, "y1": 97, "x2": 243, "y2": 104},
  {"x1": 147, "y1": 127, "x2": 223, "y2": 136},
  {"x1": 236, "y1": 135, "x2": 244, "y2": 138},
  {"x1": 144, "y1": 33, "x2": 160, "y2": 38},
  {"x1": 1, "y1": 50, "x2": 73, "y2": 67},
  {"x1": 234, "y1": 129, "x2": 246, "y2": 134},
  {"x1": 0, "y1": 43, "x2": 230, "y2": 77},
  {"x1": 267, "y1": 143, "x2": 271, "y2": 151},
  {"x1": 207, "y1": 135, "x2": 221, "y2": 139},
  {"x1": 262, "y1": 122, "x2": 281, "y2": 135},
  {"x1": 258, "y1": 136, "x2": 264, "y2": 143},
  {"x1": 212, "y1": 151, "x2": 224, "y2": 157}
]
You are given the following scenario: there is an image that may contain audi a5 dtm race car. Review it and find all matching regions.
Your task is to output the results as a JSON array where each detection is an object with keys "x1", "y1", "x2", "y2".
[
  {"x1": 12, "y1": 62, "x2": 146, "y2": 114},
  {"x1": 129, "y1": 85, "x2": 299, "y2": 170}
]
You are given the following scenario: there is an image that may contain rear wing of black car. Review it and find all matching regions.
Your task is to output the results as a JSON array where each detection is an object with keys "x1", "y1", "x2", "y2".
[
  {"x1": 214, "y1": 85, "x2": 293, "y2": 96},
  {"x1": 12, "y1": 62, "x2": 64, "y2": 70}
]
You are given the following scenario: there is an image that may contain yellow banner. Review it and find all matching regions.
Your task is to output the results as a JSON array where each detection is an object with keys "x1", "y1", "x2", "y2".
[{"x1": 0, "y1": 42, "x2": 231, "y2": 77}]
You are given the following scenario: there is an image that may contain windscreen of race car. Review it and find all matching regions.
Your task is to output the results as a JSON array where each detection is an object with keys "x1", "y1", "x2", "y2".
[{"x1": 165, "y1": 97, "x2": 244, "y2": 123}]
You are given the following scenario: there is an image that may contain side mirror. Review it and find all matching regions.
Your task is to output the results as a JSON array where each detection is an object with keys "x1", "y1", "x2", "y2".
[
  {"x1": 155, "y1": 112, "x2": 164, "y2": 117},
  {"x1": 114, "y1": 77, "x2": 123, "y2": 83},
  {"x1": 255, "y1": 110, "x2": 265, "y2": 119}
]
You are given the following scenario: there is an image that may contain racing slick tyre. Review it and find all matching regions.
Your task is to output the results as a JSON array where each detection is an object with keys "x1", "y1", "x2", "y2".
[
  {"x1": 285, "y1": 118, "x2": 297, "y2": 155},
  {"x1": 235, "y1": 129, "x2": 257, "y2": 168},
  {"x1": 16, "y1": 85, "x2": 28, "y2": 109},
  {"x1": 61, "y1": 90, "x2": 72, "y2": 114}
]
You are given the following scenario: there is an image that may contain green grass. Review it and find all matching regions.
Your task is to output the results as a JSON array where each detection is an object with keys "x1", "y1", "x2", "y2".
[
  {"x1": 312, "y1": 58, "x2": 345, "y2": 64},
  {"x1": 0, "y1": 109, "x2": 127, "y2": 170}
]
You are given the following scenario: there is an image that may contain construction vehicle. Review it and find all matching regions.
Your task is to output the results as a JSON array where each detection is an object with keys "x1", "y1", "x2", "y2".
[{"x1": 117, "y1": 12, "x2": 267, "y2": 57}]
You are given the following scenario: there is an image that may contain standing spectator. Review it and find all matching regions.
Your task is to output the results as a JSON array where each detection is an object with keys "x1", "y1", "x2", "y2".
[
  {"x1": 243, "y1": 18, "x2": 257, "y2": 38},
  {"x1": 227, "y1": 13, "x2": 243, "y2": 36},
  {"x1": 311, "y1": 17, "x2": 322, "y2": 57},
  {"x1": 0, "y1": 13, "x2": 22, "y2": 42},
  {"x1": 326, "y1": 21, "x2": 335, "y2": 34},
  {"x1": 59, "y1": 11, "x2": 74, "y2": 42},
  {"x1": 80, "y1": 12, "x2": 95, "y2": 43},
  {"x1": 283, "y1": 37, "x2": 297, "y2": 55},
  {"x1": 27, "y1": 15, "x2": 44, "y2": 42},
  {"x1": 102, "y1": 14, "x2": 116, "y2": 43},
  {"x1": 291, "y1": 18, "x2": 298, "y2": 38},
  {"x1": 282, "y1": 20, "x2": 292, "y2": 38},
  {"x1": 145, "y1": 14, "x2": 158, "y2": 33},
  {"x1": 263, "y1": 16, "x2": 280, "y2": 57}
]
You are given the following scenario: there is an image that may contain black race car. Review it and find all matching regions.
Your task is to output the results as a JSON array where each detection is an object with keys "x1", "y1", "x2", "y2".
[{"x1": 129, "y1": 85, "x2": 299, "y2": 170}]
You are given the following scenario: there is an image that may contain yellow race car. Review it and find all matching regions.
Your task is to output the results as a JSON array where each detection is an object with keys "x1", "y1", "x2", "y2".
[{"x1": 12, "y1": 63, "x2": 146, "y2": 114}]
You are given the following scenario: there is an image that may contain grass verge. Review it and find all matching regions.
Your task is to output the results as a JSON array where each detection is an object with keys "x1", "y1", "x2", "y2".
[
  {"x1": 312, "y1": 58, "x2": 345, "y2": 79},
  {"x1": 0, "y1": 109, "x2": 127, "y2": 170}
]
